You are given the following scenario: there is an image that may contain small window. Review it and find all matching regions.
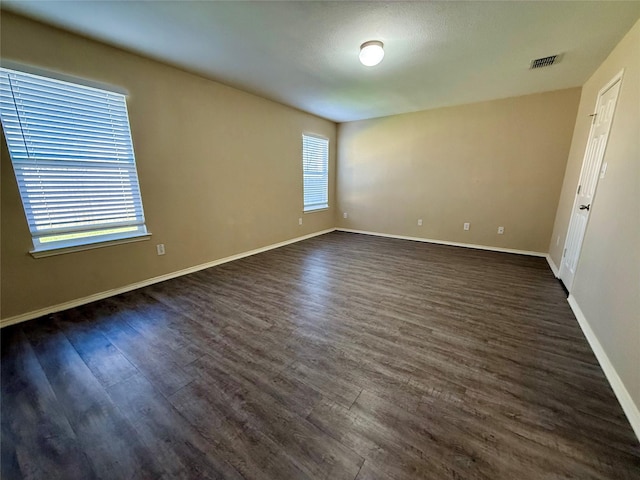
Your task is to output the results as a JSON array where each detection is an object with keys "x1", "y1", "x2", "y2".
[
  {"x1": 0, "y1": 67, "x2": 148, "y2": 254},
  {"x1": 302, "y1": 133, "x2": 329, "y2": 212}
]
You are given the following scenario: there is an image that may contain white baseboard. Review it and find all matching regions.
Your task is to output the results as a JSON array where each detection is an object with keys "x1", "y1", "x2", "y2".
[
  {"x1": 568, "y1": 294, "x2": 640, "y2": 442},
  {"x1": 0, "y1": 228, "x2": 336, "y2": 328},
  {"x1": 546, "y1": 254, "x2": 560, "y2": 278},
  {"x1": 337, "y1": 228, "x2": 546, "y2": 257}
]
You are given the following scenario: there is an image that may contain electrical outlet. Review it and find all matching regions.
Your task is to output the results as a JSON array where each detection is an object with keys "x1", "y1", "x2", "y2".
[
  {"x1": 156, "y1": 244, "x2": 165, "y2": 255},
  {"x1": 463, "y1": 222, "x2": 470, "y2": 231},
  {"x1": 298, "y1": 217, "x2": 303, "y2": 225},
  {"x1": 343, "y1": 212, "x2": 348, "y2": 219},
  {"x1": 417, "y1": 219, "x2": 423, "y2": 226},
  {"x1": 497, "y1": 226, "x2": 504, "y2": 234}
]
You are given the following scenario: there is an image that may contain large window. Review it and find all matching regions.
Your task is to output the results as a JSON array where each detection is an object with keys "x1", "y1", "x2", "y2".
[
  {"x1": 0, "y1": 66, "x2": 148, "y2": 256},
  {"x1": 302, "y1": 133, "x2": 329, "y2": 212}
]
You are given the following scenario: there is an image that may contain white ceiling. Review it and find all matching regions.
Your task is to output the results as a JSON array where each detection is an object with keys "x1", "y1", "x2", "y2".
[{"x1": 3, "y1": 1, "x2": 640, "y2": 122}]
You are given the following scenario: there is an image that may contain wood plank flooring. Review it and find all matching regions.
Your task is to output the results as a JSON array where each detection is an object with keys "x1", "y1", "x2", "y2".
[{"x1": 2, "y1": 231, "x2": 639, "y2": 479}]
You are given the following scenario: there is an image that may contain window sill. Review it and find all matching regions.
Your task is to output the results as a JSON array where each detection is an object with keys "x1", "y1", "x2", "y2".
[
  {"x1": 30, "y1": 233, "x2": 152, "y2": 258},
  {"x1": 304, "y1": 206, "x2": 329, "y2": 214}
]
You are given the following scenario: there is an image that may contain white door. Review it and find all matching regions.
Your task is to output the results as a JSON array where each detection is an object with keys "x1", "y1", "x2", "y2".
[{"x1": 559, "y1": 72, "x2": 623, "y2": 291}]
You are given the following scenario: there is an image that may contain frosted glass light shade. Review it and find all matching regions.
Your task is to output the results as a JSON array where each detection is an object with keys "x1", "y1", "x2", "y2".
[{"x1": 359, "y1": 41, "x2": 384, "y2": 66}]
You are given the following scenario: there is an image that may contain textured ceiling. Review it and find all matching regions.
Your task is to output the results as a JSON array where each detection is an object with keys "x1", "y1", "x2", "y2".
[{"x1": 3, "y1": 1, "x2": 640, "y2": 122}]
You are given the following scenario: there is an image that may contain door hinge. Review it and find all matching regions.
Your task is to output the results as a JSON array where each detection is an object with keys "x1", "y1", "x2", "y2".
[
  {"x1": 577, "y1": 185, "x2": 581, "y2": 194},
  {"x1": 563, "y1": 248, "x2": 567, "y2": 257},
  {"x1": 589, "y1": 113, "x2": 597, "y2": 124}
]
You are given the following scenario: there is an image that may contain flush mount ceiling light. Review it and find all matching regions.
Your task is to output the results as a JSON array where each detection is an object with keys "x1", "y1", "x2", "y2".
[{"x1": 359, "y1": 40, "x2": 384, "y2": 67}]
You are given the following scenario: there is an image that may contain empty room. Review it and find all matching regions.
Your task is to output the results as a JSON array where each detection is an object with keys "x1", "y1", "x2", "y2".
[{"x1": 1, "y1": 1, "x2": 639, "y2": 479}]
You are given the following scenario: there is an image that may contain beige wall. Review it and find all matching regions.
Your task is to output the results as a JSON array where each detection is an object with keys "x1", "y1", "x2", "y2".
[
  {"x1": 1, "y1": 13, "x2": 336, "y2": 320},
  {"x1": 336, "y1": 89, "x2": 580, "y2": 253},
  {"x1": 550, "y1": 20, "x2": 640, "y2": 420}
]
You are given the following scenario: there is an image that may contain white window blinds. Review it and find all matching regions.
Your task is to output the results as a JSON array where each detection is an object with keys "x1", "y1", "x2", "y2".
[
  {"x1": 0, "y1": 67, "x2": 147, "y2": 252},
  {"x1": 302, "y1": 134, "x2": 329, "y2": 212}
]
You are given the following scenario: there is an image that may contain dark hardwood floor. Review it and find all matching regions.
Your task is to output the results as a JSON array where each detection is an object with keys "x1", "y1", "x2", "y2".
[{"x1": 2, "y1": 231, "x2": 639, "y2": 479}]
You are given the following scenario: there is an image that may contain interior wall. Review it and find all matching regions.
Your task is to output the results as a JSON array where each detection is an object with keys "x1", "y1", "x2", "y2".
[
  {"x1": 549, "y1": 19, "x2": 640, "y2": 422},
  {"x1": 336, "y1": 88, "x2": 580, "y2": 253},
  {"x1": 0, "y1": 12, "x2": 336, "y2": 320}
]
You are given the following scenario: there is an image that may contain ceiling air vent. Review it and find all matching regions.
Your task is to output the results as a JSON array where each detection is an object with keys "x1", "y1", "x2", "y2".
[{"x1": 530, "y1": 55, "x2": 559, "y2": 69}]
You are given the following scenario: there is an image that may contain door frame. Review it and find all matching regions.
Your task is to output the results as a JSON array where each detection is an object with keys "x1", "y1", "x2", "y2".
[{"x1": 558, "y1": 69, "x2": 625, "y2": 291}]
